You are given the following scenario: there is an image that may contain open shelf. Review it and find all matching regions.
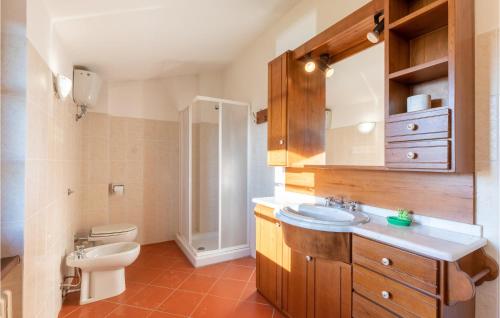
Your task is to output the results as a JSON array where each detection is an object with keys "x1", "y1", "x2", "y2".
[
  {"x1": 389, "y1": 0, "x2": 448, "y2": 38},
  {"x1": 389, "y1": 56, "x2": 448, "y2": 84}
]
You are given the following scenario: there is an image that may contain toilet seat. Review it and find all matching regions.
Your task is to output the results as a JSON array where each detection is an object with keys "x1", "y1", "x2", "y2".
[
  {"x1": 89, "y1": 224, "x2": 137, "y2": 241},
  {"x1": 91, "y1": 223, "x2": 136, "y2": 237}
]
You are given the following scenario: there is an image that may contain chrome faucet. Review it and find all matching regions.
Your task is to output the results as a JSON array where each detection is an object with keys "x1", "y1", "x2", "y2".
[
  {"x1": 325, "y1": 197, "x2": 359, "y2": 211},
  {"x1": 325, "y1": 196, "x2": 344, "y2": 208},
  {"x1": 76, "y1": 245, "x2": 86, "y2": 259},
  {"x1": 345, "y1": 201, "x2": 359, "y2": 212}
]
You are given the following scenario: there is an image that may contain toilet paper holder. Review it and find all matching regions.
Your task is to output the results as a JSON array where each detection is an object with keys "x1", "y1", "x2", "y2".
[{"x1": 109, "y1": 184, "x2": 125, "y2": 195}]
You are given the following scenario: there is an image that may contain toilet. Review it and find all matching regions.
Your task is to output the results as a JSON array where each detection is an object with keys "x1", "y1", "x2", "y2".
[
  {"x1": 88, "y1": 223, "x2": 138, "y2": 244},
  {"x1": 66, "y1": 242, "x2": 140, "y2": 304}
]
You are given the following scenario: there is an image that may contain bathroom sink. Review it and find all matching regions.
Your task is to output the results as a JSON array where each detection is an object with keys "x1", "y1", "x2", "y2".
[
  {"x1": 279, "y1": 204, "x2": 369, "y2": 228},
  {"x1": 277, "y1": 204, "x2": 369, "y2": 261}
]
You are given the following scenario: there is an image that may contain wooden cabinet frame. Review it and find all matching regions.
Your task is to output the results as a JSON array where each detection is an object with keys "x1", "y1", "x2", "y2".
[{"x1": 267, "y1": 0, "x2": 474, "y2": 173}]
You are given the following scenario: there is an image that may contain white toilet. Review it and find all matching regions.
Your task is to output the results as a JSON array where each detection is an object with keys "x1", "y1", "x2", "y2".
[
  {"x1": 66, "y1": 242, "x2": 140, "y2": 304},
  {"x1": 88, "y1": 223, "x2": 138, "y2": 244}
]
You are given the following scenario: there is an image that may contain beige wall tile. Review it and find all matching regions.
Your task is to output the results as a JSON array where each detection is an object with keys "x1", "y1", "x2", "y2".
[
  {"x1": 23, "y1": 42, "x2": 85, "y2": 318},
  {"x1": 81, "y1": 115, "x2": 179, "y2": 244}
]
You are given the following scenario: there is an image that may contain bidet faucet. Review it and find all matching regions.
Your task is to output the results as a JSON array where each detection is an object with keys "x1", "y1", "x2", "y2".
[{"x1": 76, "y1": 245, "x2": 86, "y2": 259}]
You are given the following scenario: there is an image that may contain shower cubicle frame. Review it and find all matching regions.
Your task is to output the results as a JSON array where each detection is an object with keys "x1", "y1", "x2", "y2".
[{"x1": 176, "y1": 95, "x2": 251, "y2": 267}]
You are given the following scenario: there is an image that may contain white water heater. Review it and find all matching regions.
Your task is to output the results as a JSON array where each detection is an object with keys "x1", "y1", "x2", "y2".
[{"x1": 73, "y1": 68, "x2": 102, "y2": 107}]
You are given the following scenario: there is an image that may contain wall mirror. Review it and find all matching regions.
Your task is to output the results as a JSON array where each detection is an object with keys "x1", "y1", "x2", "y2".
[{"x1": 324, "y1": 43, "x2": 384, "y2": 166}]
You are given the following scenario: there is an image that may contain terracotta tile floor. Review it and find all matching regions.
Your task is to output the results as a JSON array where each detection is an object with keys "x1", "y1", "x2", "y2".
[{"x1": 59, "y1": 241, "x2": 280, "y2": 318}]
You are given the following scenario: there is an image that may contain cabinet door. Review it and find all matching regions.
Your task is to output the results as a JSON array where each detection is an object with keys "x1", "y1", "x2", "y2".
[
  {"x1": 255, "y1": 213, "x2": 281, "y2": 307},
  {"x1": 283, "y1": 249, "x2": 309, "y2": 318},
  {"x1": 267, "y1": 52, "x2": 289, "y2": 166},
  {"x1": 313, "y1": 258, "x2": 352, "y2": 318}
]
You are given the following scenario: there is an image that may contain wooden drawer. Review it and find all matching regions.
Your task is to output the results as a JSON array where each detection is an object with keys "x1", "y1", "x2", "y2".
[
  {"x1": 353, "y1": 235, "x2": 439, "y2": 294},
  {"x1": 386, "y1": 140, "x2": 450, "y2": 170},
  {"x1": 353, "y1": 292, "x2": 399, "y2": 318},
  {"x1": 387, "y1": 108, "x2": 450, "y2": 142},
  {"x1": 353, "y1": 265, "x2": 438, "y2": 318}
]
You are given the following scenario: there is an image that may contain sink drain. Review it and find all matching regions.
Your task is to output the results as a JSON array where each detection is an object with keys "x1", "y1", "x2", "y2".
[{"x1": 197, "y1": 246, "x2": 205, "y2": 251}]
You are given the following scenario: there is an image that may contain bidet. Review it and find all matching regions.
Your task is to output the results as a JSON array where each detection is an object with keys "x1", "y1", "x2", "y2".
[{"x1": 66, "y1": 242, "x2": 140, "y2": 304}]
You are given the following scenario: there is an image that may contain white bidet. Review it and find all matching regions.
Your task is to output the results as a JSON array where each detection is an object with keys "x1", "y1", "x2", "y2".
[{"x1": 66, "y1": 242, "x2": 140, "y2": 304}]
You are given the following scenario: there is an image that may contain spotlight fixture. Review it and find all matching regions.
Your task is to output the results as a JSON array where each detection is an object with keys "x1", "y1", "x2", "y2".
[
  {"x1": 304, "y1": 54, "x2": 316, "y2": 73},
  {"x1": 319, "y1": 54, "x2": 334, "y2": 78},
  {"x1": 367, "y1": 11, "x2": 384, "y2": 44}
]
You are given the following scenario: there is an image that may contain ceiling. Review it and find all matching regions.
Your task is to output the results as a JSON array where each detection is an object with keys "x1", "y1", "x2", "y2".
[{"x1": 44, "y1": 0, "x2": 299, "y2": 81}]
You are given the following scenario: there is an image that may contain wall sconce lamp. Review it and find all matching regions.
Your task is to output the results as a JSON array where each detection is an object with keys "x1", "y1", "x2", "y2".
[
  {"x1": 367, "y1": 11, "x2": 384, "y2": 44},
  {"x1": 53, "y1": 74, "x2": 72, "y2": 100},
  {"x1": 357, "y1": 122, "x2": 376, "y2": 134},
  {"x1": 304, "y1": 53, "x2": 316, "y2": 73}
]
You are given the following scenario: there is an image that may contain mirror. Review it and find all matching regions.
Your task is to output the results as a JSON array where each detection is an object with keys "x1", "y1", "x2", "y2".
[{"x1": 325, "y1": 43, "x2": 385, "y2": 166}]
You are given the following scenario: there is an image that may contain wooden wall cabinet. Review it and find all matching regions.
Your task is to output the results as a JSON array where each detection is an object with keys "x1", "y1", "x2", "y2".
[
  {"x1": 384, "y1": 0, "x2": 474, "y2": 172},
  {"x1": 266, "y1": 0, "x2": 474, "y2": 173},
  {"x1": 267, "y1": 51, "x2": 325, "y2": 167}
]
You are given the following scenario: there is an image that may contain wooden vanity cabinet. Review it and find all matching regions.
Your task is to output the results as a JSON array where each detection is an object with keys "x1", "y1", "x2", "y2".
[
  {"x1": 254, "y1": 205, "x2": 352, "y2": 318},
  {"x1": 352, "y1": 235, "x2": 498, "y2": 318},
  {"x1": 283, "y1": 250, "x2": 352, "y2": 318},
  {"x1": 255, "y1": 205, "x2": 283, "y2": 308},
  {"x1": 267, "y1": 51, "x2": 325, "y2": 167}
]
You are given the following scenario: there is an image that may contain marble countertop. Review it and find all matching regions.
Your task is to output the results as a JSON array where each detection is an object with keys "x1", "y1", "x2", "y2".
[{"x1": 252, "y1": 197, "x2": 487, "y2": 262}]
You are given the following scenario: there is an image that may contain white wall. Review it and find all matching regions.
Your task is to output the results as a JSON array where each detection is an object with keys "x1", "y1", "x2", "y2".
[
  {"x1": 27, "y1": 0, "x2": 72, "y2": 78},
  {"x1": 92, "y1": 71, "x2": 224, "y2": 121},
  {"x1": 223, "y1": 1, "x2": 500, "y2": 317}
]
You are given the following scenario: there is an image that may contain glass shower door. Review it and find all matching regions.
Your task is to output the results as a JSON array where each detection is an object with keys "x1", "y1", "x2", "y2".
[
  {"x1": 190, "y1": 101, "x2": 220, "y2": 252},
  {"x1": 220, "y1": 103, "x2": 248, "y2": 249}
]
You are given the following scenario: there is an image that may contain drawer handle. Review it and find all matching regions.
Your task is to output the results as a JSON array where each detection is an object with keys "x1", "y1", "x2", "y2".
[
  {"x1": 381, "y1": 258, "x2": 391, "y2": 266},
  {"x1": 407, "y1": 123, "x2": 418, "y2": 131},
  {"x1": 305, "y1": 256, "x2": 313, "y2": 262},
  {"x1": 406, "y1": 152, "x2": 417, "y2": 160},
  {"x1": 381, "y1": 291, "x2": 391, "y2": 299}
]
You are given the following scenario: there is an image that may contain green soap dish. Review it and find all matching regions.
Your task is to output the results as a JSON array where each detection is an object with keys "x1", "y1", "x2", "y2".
[{"x1": 387, "y1": 216, "x2": 412, "y2": 227}]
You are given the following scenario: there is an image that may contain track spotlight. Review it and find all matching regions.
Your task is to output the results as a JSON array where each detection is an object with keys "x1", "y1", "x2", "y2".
[
  {"x1": 319, "y1": 54, "x2": 334, "y2": 78},
  {"x1": 367, "y1": 11, "x2": 384, "y2": 44},
  {"x1": 304, "y1": 54, "x2": 316, "y2": 73}
]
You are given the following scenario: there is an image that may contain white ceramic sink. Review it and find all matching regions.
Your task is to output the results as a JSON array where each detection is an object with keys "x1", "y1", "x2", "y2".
[{"x1": 278, "y1": 204, "x2": 370, "y2": 231}]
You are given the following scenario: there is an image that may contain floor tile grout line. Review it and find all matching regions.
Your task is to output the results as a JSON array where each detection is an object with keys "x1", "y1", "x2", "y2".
[
  {"x1": 187, "y1": 260, "x2": 232, "y2": 317},
  {"x1": 153, "y1": 260, "x2": 203, "y2": 315}
]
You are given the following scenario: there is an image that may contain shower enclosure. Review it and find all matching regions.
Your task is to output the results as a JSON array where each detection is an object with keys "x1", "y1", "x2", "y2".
[{"x1": 177, "y1": 96, "x2": 249, "y2": 267}]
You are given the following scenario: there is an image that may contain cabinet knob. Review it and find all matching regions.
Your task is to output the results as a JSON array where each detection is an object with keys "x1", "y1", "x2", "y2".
[
  {"x1": 275, "y1": 222, "x2": 280, "y2": 228},
  {"x1": 407, "y1": 123, "x2": 418, "y2": 131},
  {"x1": 406, "y1": 152, "x2": 417, "y2": 160},
  {"x1": 381, "y1": 258, "x2": 391, "y2": 266},
  {"x1": 279, "y1": 139, "x2": 285, "y2": 145},
  {"x1": 305, "y1": 255, "x2": 313, "y2": 262},
  {"x1": 381, "y1": 291, "x2": 391, "y2": 299}
]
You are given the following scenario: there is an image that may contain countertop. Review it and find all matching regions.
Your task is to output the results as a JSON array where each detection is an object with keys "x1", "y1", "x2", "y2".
[{"x1": 252, "y1": 197, "x2": 487, "y2": 262}]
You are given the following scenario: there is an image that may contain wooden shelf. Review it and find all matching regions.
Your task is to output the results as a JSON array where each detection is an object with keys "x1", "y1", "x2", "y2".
[
  {"x1": 389, "y1": 0, "x2": 448, "y2": 38},
  {"x1": 389, "y1": 57, "x2": 448, "y2": 84}
]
